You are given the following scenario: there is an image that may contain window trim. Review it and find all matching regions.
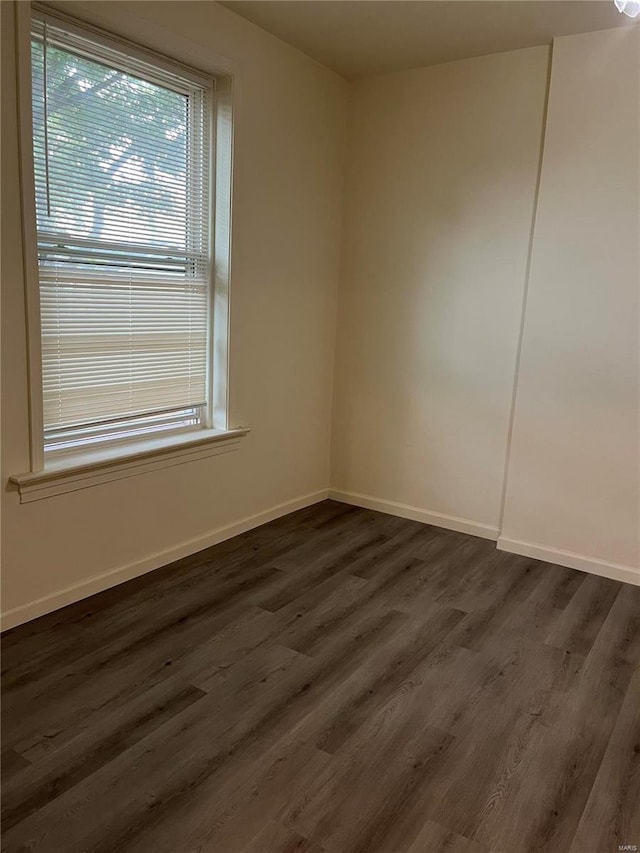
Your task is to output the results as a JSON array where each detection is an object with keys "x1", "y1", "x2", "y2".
[
  {"x1": 10, "y1": 427, "x2": 250, "y2": 503},
  {"x1": 13, "y1": 2, "x2": 243, "y2": 491}
]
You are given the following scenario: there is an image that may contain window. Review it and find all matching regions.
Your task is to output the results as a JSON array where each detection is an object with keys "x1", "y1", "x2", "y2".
[
  {"x1": 10, "y1": 8, "x2": 242, "y2": 502},
  {"x1": 30, "y1": 13, "x2": 213, "y2": 454}
]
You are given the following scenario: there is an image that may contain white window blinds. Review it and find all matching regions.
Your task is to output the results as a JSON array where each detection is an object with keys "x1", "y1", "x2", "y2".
[{"x1": 30, "y1": 14, "x2": 212, "y2": 450}]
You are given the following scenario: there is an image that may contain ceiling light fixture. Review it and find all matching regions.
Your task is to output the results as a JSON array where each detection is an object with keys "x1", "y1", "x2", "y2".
[{"x1": 614, "y1": 0, "x2": 640, "y2": 18}]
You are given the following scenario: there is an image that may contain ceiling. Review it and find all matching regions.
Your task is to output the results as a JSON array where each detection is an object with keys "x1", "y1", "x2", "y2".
[{"x1": 219, "y1": 1, "x2": 635, "y2": 78}]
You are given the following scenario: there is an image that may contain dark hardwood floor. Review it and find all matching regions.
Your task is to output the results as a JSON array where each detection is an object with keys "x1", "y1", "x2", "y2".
[{"x1": 2, "y1": 500, "x2": 639, "y2": 853}]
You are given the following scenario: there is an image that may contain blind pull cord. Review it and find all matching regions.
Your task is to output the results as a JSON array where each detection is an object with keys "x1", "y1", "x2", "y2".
[{"x1": 43, "y1": 22, "x2": 52, "y2": 217}]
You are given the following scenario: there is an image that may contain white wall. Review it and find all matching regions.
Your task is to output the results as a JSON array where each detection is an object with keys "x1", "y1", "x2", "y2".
[
  {"x1": 499, "y1": 27, "x2": 640, "y2": 583},
  {"x1": 330, "y1": 47, "x2": 550, "y2": 538},
  {"x1": 1, "y1": 0, "x2": 347, "y2": 626}
]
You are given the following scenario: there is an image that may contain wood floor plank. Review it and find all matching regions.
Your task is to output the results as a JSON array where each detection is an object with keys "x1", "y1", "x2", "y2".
[
  {"x1": 2, "y1": 572, "x2": 286, "y2": 760},
  {"x1": 1, "y1": 681, "x2": 206, "y2": 833},
  {"x1": 1, "y1": 614, "x2": 405, "y2": 852},
  {"x1": 3, "y1": 601, "x2": 274, "y2": 762},
  {"x1": 568, "y1": 668, "x2": 640, "y2": 853},
  {"x1": 277, "y1": 554, "x2": 431, "y2": 658},
  {"x1": 527, "y1": 562, "x2": 586, "y2": 611},
  {"x1": 2, "y1": 559, "x2": 286, "y2": 714},
  {"x1": 134, "y1": 739, "x2": 332, "y2": 853},
  {"x1": 0, "y1": 523, "x2": 309, "y2": 692},
  {"x1": 2, "y1": 500, "x2": 638, "y2": 853},
  {"x1": 406, "y1": 820, "x2": 487, "y2": 853},
  {"x1": 545, "y1": 572, "x2": 621, "y2": 657},
  {"x1": 312, "y1": 603, "x2": 465, "y2": 754},
  {"x1": 283, "y1": 705, "x2": 453, "y2": 853},
  {"x1": 375, "y1": 640, "x2": 584, "y2": 849},
  {"x1": 347, "y1": 525, "x2": 442, "y2": 581},
  {"x1": 255, "y1": 531, "x2": 390, "y2": 612},
  {"x1": 0, "y1": 645, "x2": 313, "y2": 853},
  {"x1": 240, "y1": 821, "x2": 324, "y2": 853},
  {"x1": 444, "y1": 560, "x2": 563, "y2": 655},
  {"x1": 0, "y1": 748, "x2": 30, "y2": 786},
  {"x1": 468, "y1": 582, "x2": 640, "y2": 853}
]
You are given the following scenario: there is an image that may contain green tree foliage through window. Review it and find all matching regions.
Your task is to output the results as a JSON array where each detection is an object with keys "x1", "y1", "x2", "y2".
[{"x1": 32, "y1": 36, "x2": 189, "y2": 250}]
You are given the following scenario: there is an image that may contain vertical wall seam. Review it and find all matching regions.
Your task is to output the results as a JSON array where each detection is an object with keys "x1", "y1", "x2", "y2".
[{"x1": 497, "y1": 41, "x2": 555, "y2": 534}]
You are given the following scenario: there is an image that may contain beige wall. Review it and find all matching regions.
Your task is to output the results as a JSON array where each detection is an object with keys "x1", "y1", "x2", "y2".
[
  {"x1": 500, "y1": 28, "x2": 640, "y2": 580},
  {"x1": 1, "y1": 0, "x2": 347, "y2": 623},
  {"x1": 330, "y1": 47, "x2": 550, "y2": 537}
]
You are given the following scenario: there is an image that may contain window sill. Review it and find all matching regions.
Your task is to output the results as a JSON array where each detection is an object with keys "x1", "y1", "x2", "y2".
[{"x1": 9, "y1": 427, "x2": 250, "y2": 503}]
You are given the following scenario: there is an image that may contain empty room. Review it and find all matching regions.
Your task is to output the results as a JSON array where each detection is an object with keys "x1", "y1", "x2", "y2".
[{"x1": 1, "y1": 0, "x2": 638, "y2": 851}]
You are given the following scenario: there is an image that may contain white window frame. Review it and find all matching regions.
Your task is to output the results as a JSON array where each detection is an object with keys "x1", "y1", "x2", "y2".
[{"x1": 10, "y1": 3, "x2": 247, "y2": 503}]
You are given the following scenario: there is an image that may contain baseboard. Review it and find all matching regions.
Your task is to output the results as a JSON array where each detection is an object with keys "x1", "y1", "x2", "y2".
[
  {"x1": 6, "y1": 488, "x2": 634, "y2": 630},
  {"x1": 328, "y1": 489, "x2": 499, "y2": 541},
  {"x1": 497, "y1": 536, "x2": 640, "y2": 587},
  {"x1": 0, "y1": 489, "x2": 330, "y2": 632}
]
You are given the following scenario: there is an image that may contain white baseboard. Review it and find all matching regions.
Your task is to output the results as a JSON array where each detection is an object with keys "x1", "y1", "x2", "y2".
[
  {"x1": 497, "y1": 536, "x2": 640, "y2": 587},
  {"x1": 0, "y1": 489, "x2": 330, "y2": 632},
  {"x1": 328, "y1": 489, "x2": 499, "y2": 541},
  {"x1": 6, "y1": 488, "x2": 635, "y2": 631}
]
